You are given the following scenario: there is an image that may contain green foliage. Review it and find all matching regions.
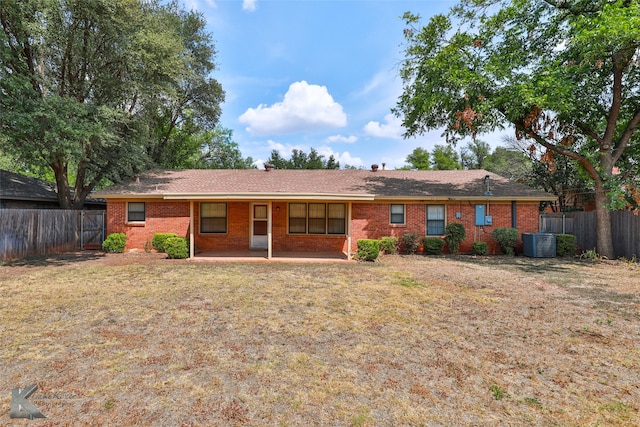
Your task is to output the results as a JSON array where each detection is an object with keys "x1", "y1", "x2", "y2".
[
  {"x1": 492, "y1": 228, "x2": 518, "y2": 256},
  {"x1": 356, "y1": 239, "x2": 380, "y2": 261},
  {"x1": 556, "y1": 234, "x2": 577, "y2": 257},
  {"x1": 405, "y1": 147, "x2": 431, "y2": 170},
  {"x1": 431, "y1": 144, "x2": 461, "y2": 170},
  {"x1": 395, "y1": 1, "x2": 640, "y2": 259},
  {"x1": 265, "y1": 147, "x2": 339, "y2": 169},
  {"x1": 379, "y1": 236, "x2": 398, "y2": 254},
  {"x1": 489, "y1": 385, "x2": 510, "y2": 401},
  {"x1": 0, "y1": 1, "x2": 224, "y2": 208},
  {"x1": 102, "y1": 233, "x2": 126, "y2": 253},
  {"x1": 152, "y1": 233, "x2": 179, "y2": 253},
  {"x1": 445, "y1": 222, "x2": 466, "y2": 254},
  {"x1": 422, "y1": 237, "x2": 445, "y2": 255},
  {"x1": 164, "y1": 237, "x2": 189, "y2": 259},
  {"x1": 192, "y1": 127, "x2": 255, "y2": 169},
  {"x1": 460, "y1": 140, "x2": 491, "y2": 170},
  {"x1": 471, "y1": 241, "x2": 489, "y2": 256},
  {"x1": 401, "y1": 233, "x2": 420, "y2": 255}
]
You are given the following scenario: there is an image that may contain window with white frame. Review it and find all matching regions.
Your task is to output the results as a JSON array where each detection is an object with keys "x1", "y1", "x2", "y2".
[
  {"x1": 427, "y1": 205, "x2": 445, "y2": 235},
  {"x1": 200, "y1": 202, "x2": 227, "y2": 233},
  {"x1": 127, "y1": 202, "x2": 145, "y2": 222},
  {"x1": 288, "y1": 203, "x2": 346, "y2": 235},
  {"x1": 390, "y1": 204, "x2": 405, "y2": 224}
]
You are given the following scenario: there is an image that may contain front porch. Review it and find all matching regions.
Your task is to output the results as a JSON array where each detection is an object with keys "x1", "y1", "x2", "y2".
[{"x1": 192, "y1": 249, "x2": 352, "y2": 263}]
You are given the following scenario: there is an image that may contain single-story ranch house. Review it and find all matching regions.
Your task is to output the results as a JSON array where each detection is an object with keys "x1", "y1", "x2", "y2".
[{"x1": 93, "y1": 168, "x2": 555, "y2": 259}]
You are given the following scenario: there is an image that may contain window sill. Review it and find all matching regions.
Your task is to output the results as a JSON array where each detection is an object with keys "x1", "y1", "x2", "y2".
[{"x1": 126, "y1": 221, "x2": 146, "y2": 227}]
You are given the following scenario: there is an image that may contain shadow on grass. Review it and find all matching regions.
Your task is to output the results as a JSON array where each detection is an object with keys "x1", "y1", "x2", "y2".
[
  {"x1": 449, "y1": 253, "x2": 588, "y2": 275},
  {"x1": 1, "y1": 251, "x2": 105, "y2": 268}
]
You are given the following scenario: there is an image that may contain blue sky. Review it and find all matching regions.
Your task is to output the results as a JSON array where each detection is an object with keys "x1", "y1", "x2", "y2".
[{"x1": 183, "y1": 0, "x2": 496, "y2": 169}]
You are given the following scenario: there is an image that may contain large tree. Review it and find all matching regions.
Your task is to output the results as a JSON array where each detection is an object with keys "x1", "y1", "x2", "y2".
[
  {"x1": 395, "y1": 0, "x2": 640, "y2": 258},
  {"x1": 0, "y1": 0, "x2": 223, "y2": 208},
  {"x1": 404, "y1": 147, "x2": 431, "y2": 170},
  {"x1": 193, "y1": 127, "x2": 255, "y2": 169}
]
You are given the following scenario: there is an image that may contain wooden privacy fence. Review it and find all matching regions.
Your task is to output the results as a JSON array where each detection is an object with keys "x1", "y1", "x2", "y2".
[
  {"x1": 540, "y1": 211, "x2": 640, "y2": 259},
  {"x1": 0, "y1": 209, "x2": 105, "y2": 261}
]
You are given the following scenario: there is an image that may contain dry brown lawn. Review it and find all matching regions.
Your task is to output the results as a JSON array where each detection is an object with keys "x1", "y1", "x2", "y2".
[{"x1": 1, "y1": 252, "x2": 639, "y2": 426}]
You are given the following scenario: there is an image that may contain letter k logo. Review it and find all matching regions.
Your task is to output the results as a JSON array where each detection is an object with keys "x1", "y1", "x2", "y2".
[{"x1": 10, "y1": 385, "x2": 46, "y2": 420}]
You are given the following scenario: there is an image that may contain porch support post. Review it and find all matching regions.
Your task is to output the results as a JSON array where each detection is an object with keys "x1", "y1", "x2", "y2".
[
  {"x1": 347, "y1": 202, "x2": 352, "y2": 259},
  {"x1": 267, "y1": 201, "x2": 273, "y2": 259},
  {"x1": 189, "y1": 200, "x2": 194, "y2": 259}
]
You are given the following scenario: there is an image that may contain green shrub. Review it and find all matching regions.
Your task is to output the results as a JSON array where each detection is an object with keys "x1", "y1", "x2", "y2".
[
  {"x1": 357, "y1": 239, "x2": 380, "y2": 261},
  {"x1": 471, "y1": 241, "x2": 489, "y2": 255},
  {"x1": 102, "y1": 233, "x2": 126, "y2": 253},
  {"x1": 492, "y1": 227, "x2": 518, "y2": 255},
  {"x1": 401, "y1": 233, "x2": 420, "y2": 255},
  {"x1": 379, "y1": 236, "x2": 398, "y2": 254},
  {"x1": 556, "y1": 234, "x2": 577, "y2": 257},
  {"x1": 152, "y1": 233, "x2": 178, "y2": 252},
  {"x1": 422, "y1": 237, "x2": 445, "y2": 255},
  {"x1": 445, "y1": 222, "x2": 466, "y2": 254},
  {"x1": 164, "y1": 237, "x2": 189, "y2": 259}
]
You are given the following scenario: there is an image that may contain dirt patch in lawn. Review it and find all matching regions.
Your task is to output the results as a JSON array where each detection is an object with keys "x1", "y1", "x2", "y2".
[{"x1": 1, "y1": 253, "x2": 638, "y2": 426}]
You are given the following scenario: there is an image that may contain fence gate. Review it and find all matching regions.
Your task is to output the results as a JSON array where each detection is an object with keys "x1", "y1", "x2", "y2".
[{"x1": 80, "y1": 210, "x2": 105, "y2": 250}]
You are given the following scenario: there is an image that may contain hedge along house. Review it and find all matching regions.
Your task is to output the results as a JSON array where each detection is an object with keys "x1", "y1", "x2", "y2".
[{"x1": 93, "y1": 168, "x2": 555, "y2": 259}]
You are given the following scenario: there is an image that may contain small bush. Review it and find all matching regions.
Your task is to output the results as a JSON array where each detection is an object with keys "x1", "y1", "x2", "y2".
[
  {"x1": 164, "y1": 237, "x2": 189, "y2": 259},
  {"x1": 379, "y1": 236, "x2": 398, "y2": 254},
  {"x1": 357, "y1": 239, "x2": 380, "y2": 261},
  {"x1": 492, "y1": 227, "x2": 518, "y2": 255},
  {"x1": 422, "y1": 237, "x2": 445, "y2": 255},
  {"x1": 471, "y1": 241, "x2": 489, "y2": 255},
  {"x1": 401, "y1": 233, "x2": 420, "y2": 255},
  {"x1": 556, "y1": 234, "x2": 577, "y2": 257},
  {"x1": 445, "y1": 222, "x2": 466, "y2": 254},
  {"x1": 152, "y1": 233, "x2": 178, "y2": 252},
  {"x1": 102, "y1": 233, "x2": 126, "y2": 253}
]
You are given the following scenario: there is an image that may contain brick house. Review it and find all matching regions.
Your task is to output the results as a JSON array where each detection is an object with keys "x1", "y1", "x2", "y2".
[{"x1": 94, "y1": 168, "x2": 554, "y2": 258}]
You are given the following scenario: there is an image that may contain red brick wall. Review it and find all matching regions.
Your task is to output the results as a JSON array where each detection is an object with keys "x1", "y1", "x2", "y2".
[
  {"x1": 350, "y1": 201, "x2": 540, "y2": 254},
  {"x1": 106, "y1": 199, "x2": 540, "y2": 255},
  {"x1": 106, "y1": 199, "x2": 190, "y2": 251}
]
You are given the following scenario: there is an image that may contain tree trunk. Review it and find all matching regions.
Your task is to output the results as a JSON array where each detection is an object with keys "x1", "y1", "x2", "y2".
[
  {"x1": 51, "y1": 161, "x2": 71, "y2": 209},
  {"x1": 593, "y1": 181, "x2": 615, "y2": 259}
]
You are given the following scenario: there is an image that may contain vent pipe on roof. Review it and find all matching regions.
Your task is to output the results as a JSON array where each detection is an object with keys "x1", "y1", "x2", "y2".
[
  {"x1": 382, "y1": 163, "x2": 386, "y2": 170},
  {"x1": 134, "y1": 175, "x2": 140, "y2": 185},
  {"x1": 264, "y1": 163, "x2": 273, "y2": 171},
  {"x1": 371, "y1": 164, "x2": 379, "y2": 172},
  {"x1": 484, "y1": 175, "x2": 492, "y2": 196}
]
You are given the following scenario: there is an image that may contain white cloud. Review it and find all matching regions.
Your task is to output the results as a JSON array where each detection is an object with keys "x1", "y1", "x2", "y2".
[
  {"x1": 317, "y1": 146, "x2": 363, "y2": 167},
  {"x1": 363, "y1": 113, "x2": 404, "y2": 140},
  {"x1": 238, "y1": 81, "x2": 347, "y2": 136},
  {"x1": 325, "y1": 134, "x2": 357, "y2": 144},
  {"x1": 243, "y1": 0, "x2": 257, "y2": 12}
]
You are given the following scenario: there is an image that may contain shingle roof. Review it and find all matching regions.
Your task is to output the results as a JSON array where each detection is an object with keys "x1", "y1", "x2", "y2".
[
  {"x1": 0, "y1": 169, "x2": 58, "y2": 202},
  {"x1": 94, "y1": 169, "x2": 554, "y2": 201}
]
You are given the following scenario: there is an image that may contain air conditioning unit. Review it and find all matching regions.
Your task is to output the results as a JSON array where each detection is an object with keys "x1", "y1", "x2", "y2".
[{"x1": 522, "y1": 233, "x2": 556, "y2": 258}]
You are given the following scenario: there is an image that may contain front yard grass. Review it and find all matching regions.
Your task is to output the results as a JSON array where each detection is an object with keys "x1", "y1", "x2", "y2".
[{"x1": 1, "y1": 253, "x2": 639, "y2": 426}]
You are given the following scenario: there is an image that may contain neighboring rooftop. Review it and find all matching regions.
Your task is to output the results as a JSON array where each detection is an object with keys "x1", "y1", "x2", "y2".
[
  {"x1": 94, "y1": 169, "x2": 555, "y2": 201},
  {"x1": 0, "y1": 169, "x2": 58, "y2": 203}
]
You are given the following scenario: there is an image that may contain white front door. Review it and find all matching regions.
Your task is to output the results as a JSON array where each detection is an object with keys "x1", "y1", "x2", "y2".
[{"x1": 251, "y1": 204, "x2": 268, "y2": 249}]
